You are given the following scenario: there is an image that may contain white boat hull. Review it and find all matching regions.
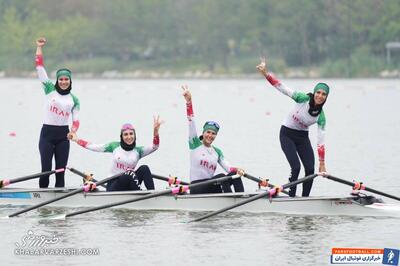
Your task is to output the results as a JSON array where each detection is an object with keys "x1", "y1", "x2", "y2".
[{"x1": 1, "y1": 188, "x2": 399, "y2": 217}]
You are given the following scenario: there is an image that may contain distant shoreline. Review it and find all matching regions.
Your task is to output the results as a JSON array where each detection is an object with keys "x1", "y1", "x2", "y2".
[{"x1": 0, "y1": 69, "x2": 399, "y2": 79}]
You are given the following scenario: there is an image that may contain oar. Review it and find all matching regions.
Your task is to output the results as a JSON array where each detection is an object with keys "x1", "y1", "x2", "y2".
[
  {"x1": 324, "y1": 174, "x2": 400, "y2": 201},
  {"x1": 68, "y1": 167, "x2": 189, "y2": 187},
  {"x1": 52, "y1": 174, "x2": 239, "y2": 219},
  {"x1": 189, "y1": 173, "x2": 319, "y2": 222},
  {"x1": 68, "y1": 167, "x2": 107, "y2": 189},
  {"x1": 152, "y1": 174, "x2": 190, "y2": 186},
  {"x1": 4, "y1": 171, "x2": 125, "y2": 218},
  {"x1": 0, "y1": 168, "x2": 65, "y2": 189},
  {"x1": 243, "y1": 173, "x2": 289, "y2": 195}
]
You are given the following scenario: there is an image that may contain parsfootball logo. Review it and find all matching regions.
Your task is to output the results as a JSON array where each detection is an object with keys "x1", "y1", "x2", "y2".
[
  {"x1": 330, "y1": 248, "x2": 400, "y2": 265},
  {"x1": 383, "y1": 248, "x2": 399, "y2": 265}
]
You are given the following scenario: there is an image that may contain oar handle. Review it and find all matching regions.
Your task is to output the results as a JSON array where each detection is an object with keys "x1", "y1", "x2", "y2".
[
  {"x1": 152, "y1": 174, "x2": 190, "y2": 186},
  {"x1": 168, "y1": 174, "x2": 239, "y2": 195},
  {"x1": 244, "y1": 173, "x2": 289, "y2": 195},
  {"x1": 68, "y1": 167, "x2": 107, "y2": 189},
  {"x1": 325, "y1": 175, "x2": 400, "y2": 201}
]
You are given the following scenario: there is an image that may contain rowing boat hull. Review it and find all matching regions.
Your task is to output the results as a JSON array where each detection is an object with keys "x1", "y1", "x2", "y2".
[{"x1": 1, "y1": 188, "x2": 399, "y2": 217}]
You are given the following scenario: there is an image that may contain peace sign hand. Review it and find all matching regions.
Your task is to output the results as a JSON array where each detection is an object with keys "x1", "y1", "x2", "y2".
[
  {"x1": 182, "y1": 85, "x2": 192, "y2": 103},
  {"x1": 153, "y1": 115, "x2": 164, "y2": 135},
  {"x1": 256, "y1": 57, "x2": 268, "y2": 75}
]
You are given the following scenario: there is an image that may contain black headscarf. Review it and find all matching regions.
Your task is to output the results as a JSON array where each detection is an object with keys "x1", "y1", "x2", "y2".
[
  {"x1": 55, "y1": 80, "x2": 72, "y2": 95},
  {"x1": 307, "y1": 92, "x2": 326, "y2": 117},
  {"x1": 55, "y1": 68, "x2": 72, "y2": 95},
  {"x1": 120, "y1": 130, "x2": 136, "y2": 151}
]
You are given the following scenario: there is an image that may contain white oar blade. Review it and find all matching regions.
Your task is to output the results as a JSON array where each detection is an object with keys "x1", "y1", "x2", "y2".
[
  {"x1": 366, "y1": 203, "x2": 400, "y2": 211},
  {"x1": 44, "y1": 214, "x2": 67, "y2": 220}
]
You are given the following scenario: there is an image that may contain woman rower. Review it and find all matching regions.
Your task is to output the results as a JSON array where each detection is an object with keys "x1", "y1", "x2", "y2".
[
  {"x1": 256, "y1": 57, "x2": 329, "y2": 197},
  {"x1": 182, "y1": 85, "x2": 245, "y2": 194},
  {"x1": 69, "y1": 116, "x2": 163, "y2": 191},
  {"x1": 35, "y1": 37, "x2": 80, "y2": 188}
]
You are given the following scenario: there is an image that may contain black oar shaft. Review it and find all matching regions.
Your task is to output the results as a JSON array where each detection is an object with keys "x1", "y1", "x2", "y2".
[
  {"x1": 243, "y1": 174, "x2": 261, "y2": 183},
  {"x1": 191, "y1": 174, "x2": 318, "y2": 222},
  {"x1": 7, "y1": 172, "x2": 124, "y2": 217},
  {"x1": 69, "y1": 168, "x2": 188, "y2": 188},
  {"x1": 152, "y1": 174, "x2": 190, "y2": 186},
  {"x1": 68, "y1": 167, "x2": 107, "y2": 189},
  {"x1": 1, "y1": 169, "x2": 64, "y2": 188},
  {"x1": 192, "y1": 190, "x2": 270, "y2": 222},
  {"x1": 9, "y1": 188, "x2": 84, "y2": 218},
  {"x1": 326, "y1": 175, "x2": 400, "y2": 201},
  {"x1": 363, "y1": 188, "x2": 400, "y2": 201},
  {"x1": 64, "y1": 175, "x2": 235, "y2": 218},
  {"x1": 66, "y1": 190, "x2": 172, "y2": 217}
]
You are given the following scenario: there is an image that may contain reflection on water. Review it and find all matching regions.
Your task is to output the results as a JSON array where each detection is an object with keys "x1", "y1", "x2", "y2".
[{"x1": 108, "y1": 209, "x2": 159, "y2": 227}]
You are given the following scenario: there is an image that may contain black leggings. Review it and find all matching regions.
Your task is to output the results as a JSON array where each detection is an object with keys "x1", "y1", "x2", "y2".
[
  {"x1": 107, "y1": 165, "x2": 155, "y2": 191},
  {"x1": 39, "y1": 125, "x2": 69, "y2": 188},
  {"x1": 280, "y1": 126, "x2": 315, "y2": 197},
  {"x1": 190, "y1": 173, "x2": 244, "y2": 194}
]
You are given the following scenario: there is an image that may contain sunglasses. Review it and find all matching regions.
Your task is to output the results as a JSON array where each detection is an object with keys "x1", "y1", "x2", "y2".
[{"x1": 204, "y1": 121, "x2": 220, "y2": 129}]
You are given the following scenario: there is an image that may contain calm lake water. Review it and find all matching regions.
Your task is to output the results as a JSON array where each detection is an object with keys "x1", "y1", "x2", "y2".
[{"x1": 1, "y1": 78, "x2": 399, "y2": 266}]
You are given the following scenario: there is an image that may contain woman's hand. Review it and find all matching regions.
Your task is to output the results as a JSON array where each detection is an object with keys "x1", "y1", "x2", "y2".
[
  {"x1": 256, "y1": 57, "x2": 268, "y2": 75},
  {"x1": 36, "y1": 37, "x2": 46, "y2": 47},
  {"x1": 319, "y1": 161, "x2": 326, "y2": 173},
  {"x1": 67, "y1": 132, "x2": 78, "y2": 142},
  {"x1": 182, "y1": 85, "x2": 192, "y2": 103},
  {"x1": 153, "y1": 115, "x2": 164, "y2": 136},
  {"x1": 236, "y1": 168, "x2": 245, "y2": 176}
]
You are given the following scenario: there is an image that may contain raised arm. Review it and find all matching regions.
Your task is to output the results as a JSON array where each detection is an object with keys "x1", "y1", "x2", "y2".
[
  {"x1": 317, "y1": 111, "x2": 326, "y2": 172},
  {"x1": 137, "y1": 115, "x2": 163, "y2": 158},
  {"x1": 257, "y1": 58, "x2": 309, "y2": 103},
  {"x1": 35, "y1": 38, "x2": 53, "y2": 94},
  {"x1": 182, "y1": 85, "x2": 201, "y2": 150}
]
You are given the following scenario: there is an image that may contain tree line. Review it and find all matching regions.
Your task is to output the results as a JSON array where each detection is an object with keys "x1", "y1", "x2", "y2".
[{"x1": 1, "y1": 0, "x2": 399, "y2": 77}]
